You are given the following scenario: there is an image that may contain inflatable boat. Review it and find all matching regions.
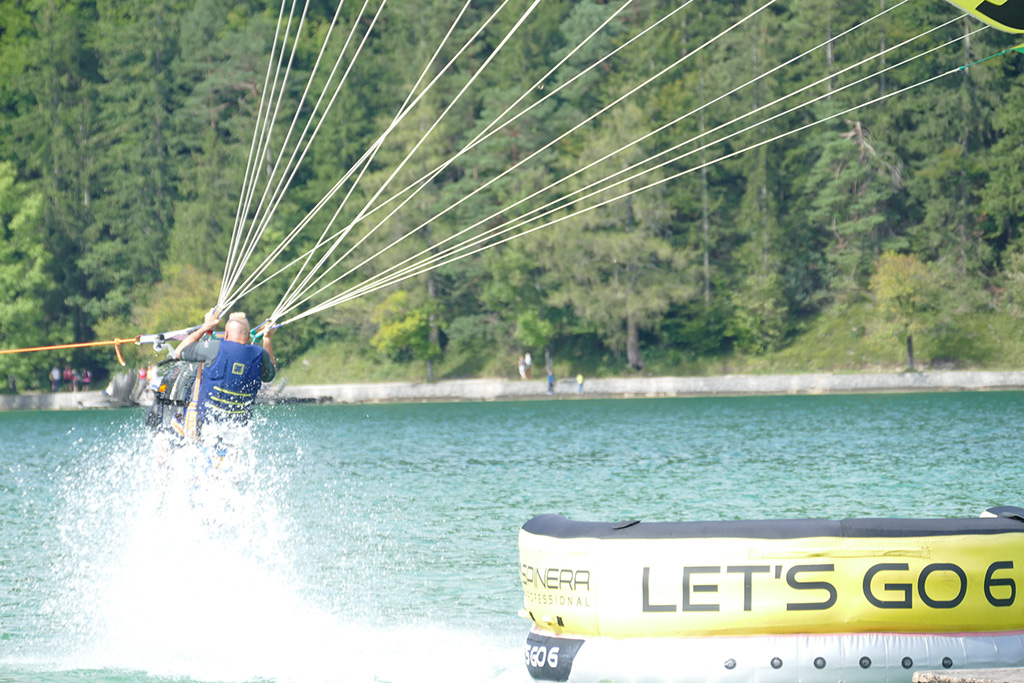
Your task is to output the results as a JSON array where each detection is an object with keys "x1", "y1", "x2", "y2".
[{"x1": 518, "y1": 508, "x2": 1024, "y2": 682}]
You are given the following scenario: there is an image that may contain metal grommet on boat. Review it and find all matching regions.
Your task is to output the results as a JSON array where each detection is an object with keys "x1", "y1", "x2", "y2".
[
  {"x1": 942, "y1": 657, "x2": 953, "y2": 668},
  {"x1": 902, "y1": 657, "x2": 914, "y2": 669},
  {"x1": 770, "y1": 657, "x2": 783, "y2": 669},
  {"x1": 724, "y1": 659, "x2": 736, "y2": 670},
  {"x1": 813, "y1": 657, "x2": 826, "y2": 669},
  {"x1": 860, "y1": 657, "x2": 871, "y2": 669}
]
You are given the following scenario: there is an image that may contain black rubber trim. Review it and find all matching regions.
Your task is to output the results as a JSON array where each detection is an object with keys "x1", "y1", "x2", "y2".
[
  {"x1": 522, "y1": 511, "x2": 1024, "y2": 541},
  {"x1": 974, "y1": 0, "x2": 1024, "y2": 32}
]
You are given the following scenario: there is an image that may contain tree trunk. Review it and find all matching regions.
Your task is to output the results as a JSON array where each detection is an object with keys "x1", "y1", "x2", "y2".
[
  {"x1": 427, "y1": 271, "x2": 439, "y2": 382},
  {"x1": 626, "y1": 315, "x2": 643, "y2": 370},
  {"x1": 700, "y1": 78, "x2": 711, "y2": 302},
  {"x1": 906, "y1": 333, "x2": 915, "y2": 372}
]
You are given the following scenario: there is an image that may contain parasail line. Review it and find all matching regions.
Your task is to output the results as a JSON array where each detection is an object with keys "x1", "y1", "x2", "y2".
[
  {"x1": 291, "y1": 60, "x2": 969, "y2": 318},
  {"x1": 223, "y1": 0, "x2": 488, "y2": 311},
  {"x1": 221, "y1": 0, "x2": 386, "y2": 309},
  {"x1": 226, "y1": 0, "x2": 646, "y2": 310},
  {"x1": 218, "y1": 0, "x2": 358, "y2": 308},
  {"x1": 268, "y1": 0, "x2": 478, "y2": 316},
  {"x1": 958, "y1": 41, "x2": 1024, "y2": 69},
  {"x1": 278, "y1": 0, "x2": 920, "y2": 316},
  {"x1": 271, "y1": 0, "x2": 691, "y2": 312},
  {"x1": 224, "y1": 0, "x2": 512, "y2": 310},
  {"x1": 270, "y1": 0, "x2": 466, "y2": 312},
  {"x1": 289, "y1": 26, "x2": 982, "y2": 317},
  {"x1": 223, "y1": 0, "x2": 311, "y2": 296},
  {"x1": 275, "y1": 0, "x2": 781, "y2": 318},
  {"x1": 222, "y1": 0, "x2": 294, "y2": 302},
  {"x1": 266, "y1": 0, "x2": 547, "y2": 320}
]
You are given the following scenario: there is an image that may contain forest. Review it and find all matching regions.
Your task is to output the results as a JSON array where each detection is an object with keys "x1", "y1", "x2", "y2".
[{"x1": 2, "y1": 0, "x2": 1024, "y2": 390}]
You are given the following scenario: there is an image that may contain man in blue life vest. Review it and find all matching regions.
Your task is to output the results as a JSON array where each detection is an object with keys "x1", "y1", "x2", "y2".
[{"x1": 172, "y1": 308, "x2": 276, "y2": 439}]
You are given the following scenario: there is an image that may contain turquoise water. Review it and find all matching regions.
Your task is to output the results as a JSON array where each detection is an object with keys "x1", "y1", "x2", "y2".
[{"x1": 0, "y1": 391, "x2": 1021, "y2": 683}]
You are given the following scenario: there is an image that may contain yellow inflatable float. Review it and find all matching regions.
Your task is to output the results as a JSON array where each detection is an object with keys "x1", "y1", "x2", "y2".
[{"x1": 518, "y1": 508, "x2": 1024, "y2": 682}]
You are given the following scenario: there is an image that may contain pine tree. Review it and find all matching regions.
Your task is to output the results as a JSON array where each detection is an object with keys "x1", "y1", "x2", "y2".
[
  {"x1": 804, "y1": 121, "x2": 902, "y2": 298},
  {"x1": 0, "y1": 162, "x2": 60, "y2": 389},
  {"x1": 86, "y1": 0, "x2": 183, "y2": 320},
  {"x1": 541, "y1": 102, "x2": 696, "y2": 370}
]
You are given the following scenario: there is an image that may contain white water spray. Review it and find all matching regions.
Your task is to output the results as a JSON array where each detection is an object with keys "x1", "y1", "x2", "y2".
[{"x1": 27, "y1": 419, "x2": 524, "y2": 683}]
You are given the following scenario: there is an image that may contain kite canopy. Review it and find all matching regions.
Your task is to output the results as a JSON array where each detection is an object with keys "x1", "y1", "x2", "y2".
[{"x1": 945, "y1": 0, "x2": 1024, "y2": 33}]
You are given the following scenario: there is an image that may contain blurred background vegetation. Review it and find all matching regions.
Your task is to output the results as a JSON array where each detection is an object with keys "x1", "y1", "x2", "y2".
[{"x1": 3, "y1": 0, "x2": 1024, "y2": 390}]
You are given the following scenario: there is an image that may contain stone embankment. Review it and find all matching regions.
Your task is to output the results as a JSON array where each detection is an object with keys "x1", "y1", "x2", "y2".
[
  {"x1": 278, "y1": 370, "x2": 1024, "y2": 404},
  {"x1": 4, "y1": 370, "x2": 1024, "y2": 411}
]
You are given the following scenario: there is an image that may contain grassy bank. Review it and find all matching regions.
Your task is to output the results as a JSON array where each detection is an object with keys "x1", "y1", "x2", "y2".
[{"x1": 277, "y1": 305, "x2": 1024, "y2": 385}]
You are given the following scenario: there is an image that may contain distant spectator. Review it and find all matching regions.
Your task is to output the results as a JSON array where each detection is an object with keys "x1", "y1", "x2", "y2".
[
  {"x1": 130, "y1": 367, "x2": 147, "y2": 402},
  {"x1": 524, "y1": 352, "x2": 532, "y2": 379},
  {"x1": 547, "y1": 368, "x2": 554, "y2": 395},
  {"x1": 82, "y1": 369, "x2": 92, "y2": 390},
  {"x1": 518, "y1": 355, "x2": 526, "y2": 380},
  {"x1": 576, "y1": 373, "x2": 584, "y2": 394},
  {"x1": 50, "y1": 366, "x2": 60, "y2": 392},
  {"x1": 62, "y1": 366, "x2": 72, "y2": 391}
]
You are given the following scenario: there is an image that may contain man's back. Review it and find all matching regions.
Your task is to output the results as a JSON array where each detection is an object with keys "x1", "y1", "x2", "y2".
[{"x1": 181, "y1": 338, "x2": 274, "y2": 427}]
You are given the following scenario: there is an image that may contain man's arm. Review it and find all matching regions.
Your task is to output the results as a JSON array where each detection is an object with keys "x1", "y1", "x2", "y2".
[
  {"x1": 261, "y1": 322, "x2": 277, "y2": 382},
  {"x1": 175, "y1": 308, "x2": 221, "y2": 359}
]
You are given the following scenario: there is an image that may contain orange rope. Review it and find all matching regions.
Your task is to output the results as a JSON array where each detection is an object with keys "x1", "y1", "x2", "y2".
[{"x1": 0, "y1": 337, "x2": 139, "y2": 366}]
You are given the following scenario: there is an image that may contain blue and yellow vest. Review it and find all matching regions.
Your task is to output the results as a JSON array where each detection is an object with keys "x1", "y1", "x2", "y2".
[{"x1": 182, "y1": 340, "x2": 264, "y2": 435}]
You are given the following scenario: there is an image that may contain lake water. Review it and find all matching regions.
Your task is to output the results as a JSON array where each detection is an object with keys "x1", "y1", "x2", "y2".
[{"x1": 0, "y1": 391, "x2": 1021, "y2": 683}]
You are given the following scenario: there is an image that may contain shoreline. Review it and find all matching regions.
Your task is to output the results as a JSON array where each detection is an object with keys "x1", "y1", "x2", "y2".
[{"x1": 3, "y1": 369, "x2": 1024, "y2": 411}]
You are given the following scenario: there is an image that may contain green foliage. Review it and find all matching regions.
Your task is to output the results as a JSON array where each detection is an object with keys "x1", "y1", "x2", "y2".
[
  {"x1": 0, "y1": 162, "x2": 60, "y2": 389},
  {"x1": 729, "y1": 271, "x2": 790, "y2": 355},
  {"x1": 370, "y1": 291, "x2": 441, "y2": 364},
  {"x1": 869, "y1": 251, "x2": 937, "y2": 368},
  {"x1": 804, "y1": 122, "x2": 903, "y2": 297},
  {"x1": 1000, "y1": 240, "x2": 1024, "y2": 319},
  {"x1": 514, "y1": 310, "x2": 554, "y2": 350},
  {"x1": 133, "y1": 264, "x2": 220, "y2": 333},
  {"x1": 4, "y1": 1, "x2": 1024, "y2": 383}
]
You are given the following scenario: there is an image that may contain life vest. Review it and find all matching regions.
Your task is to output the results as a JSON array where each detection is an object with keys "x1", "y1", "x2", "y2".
[{"x1": 192, "y1": 340, "x2": 265, "y2": 430}]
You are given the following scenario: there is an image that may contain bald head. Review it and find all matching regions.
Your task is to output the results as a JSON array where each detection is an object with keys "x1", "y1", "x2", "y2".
[{"x1": 225, "y1": 318, "x2": 250, "y2": 343}]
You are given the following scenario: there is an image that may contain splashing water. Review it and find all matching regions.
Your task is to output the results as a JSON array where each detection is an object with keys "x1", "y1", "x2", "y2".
[
  {"x1": 11, "y1": 392, "x2": 1016, "y2": 683},
  {"x1": 1, "y1": 412, "x2": 525, "y2": 683}
]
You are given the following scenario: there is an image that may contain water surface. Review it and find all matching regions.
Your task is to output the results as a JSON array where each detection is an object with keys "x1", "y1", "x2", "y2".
[{"x1": 0, "y1": 392, "x2": 1020, "y2": 682}]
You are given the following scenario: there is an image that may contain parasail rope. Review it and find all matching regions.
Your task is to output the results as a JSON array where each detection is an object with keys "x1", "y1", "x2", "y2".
[
  {"x1": 0, "y1": 337, "x2": 140, "y2": 367},
  {"x1": 222, "y1": 0, "x2": 392, "y2": 309},
  {"x1": 222, "y1": 0, "x2": 293, "y2": 301},
  {"x1": 219, "y1": 0, "x2": 358, "y2": 307},
  {"x1": 283, "y1": 25, "x2": 985, "y2": 320},
  {"x1": 266, "y1": 0, "x2": 478, "y2": 315},
  {"x1": 223, "y1": 0, "x2": 311, "y2": 299},
  {"x1": 277, "y1": 0, "x2": 920, "y2": 318},
  {"x1": 221, "y1": 0, "x2": 645, "y2": 310},
  {"x1": 264, "y1": 0, "x2": 547, "y2": 320},
  {"x1": 264, "y1": 0, "x2": 694, "y2": 315},
  {"x1": 220, "y1": 0, "x2": 500, "y2": 311},
  {"x1": 272, "y1": 0, "x2": 786, "y2": 318}
]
